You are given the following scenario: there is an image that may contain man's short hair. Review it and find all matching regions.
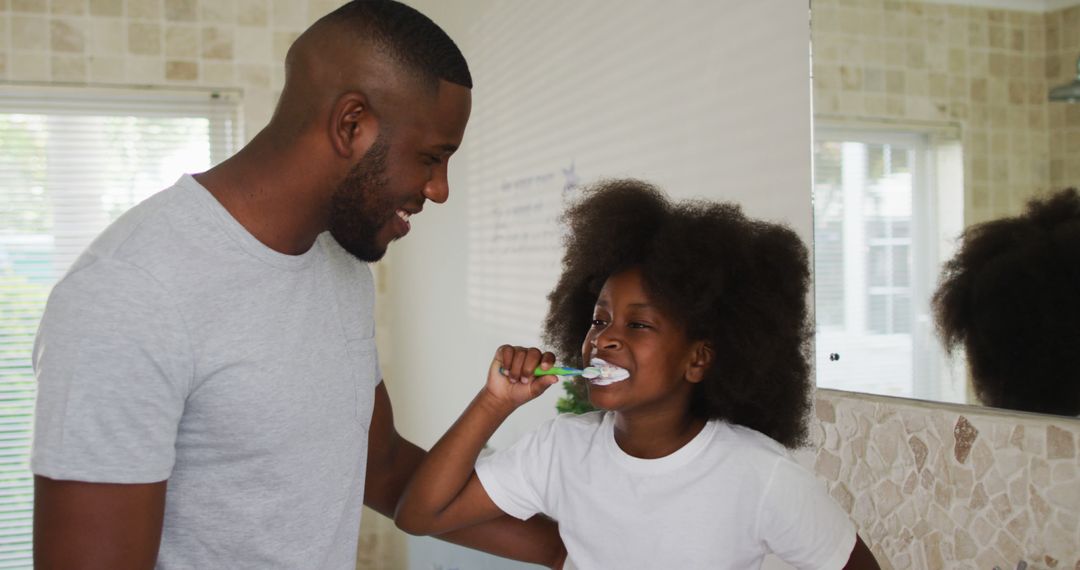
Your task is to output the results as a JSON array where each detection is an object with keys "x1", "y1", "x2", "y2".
[{"x1": 321, "y1": 0, "x2": 472, "y2": 90}]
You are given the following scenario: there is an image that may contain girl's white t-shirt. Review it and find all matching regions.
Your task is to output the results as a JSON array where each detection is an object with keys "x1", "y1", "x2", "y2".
[{"x1": 475, "y1": 411, "x2": 856, "y2": 570}]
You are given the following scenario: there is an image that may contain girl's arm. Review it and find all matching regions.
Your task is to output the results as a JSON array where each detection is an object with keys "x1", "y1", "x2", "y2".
[
  {"x1": 842, "y1": 535, "x2": 880, "y2": 570},
  {"x1": 394, "y1": 345, "x2": 559, "y2": 537}
]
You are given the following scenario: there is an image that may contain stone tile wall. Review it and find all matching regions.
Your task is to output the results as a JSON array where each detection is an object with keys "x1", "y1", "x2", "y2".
[{"x1": 803, "y1": 389, "x2": 1080, "y2": 569}]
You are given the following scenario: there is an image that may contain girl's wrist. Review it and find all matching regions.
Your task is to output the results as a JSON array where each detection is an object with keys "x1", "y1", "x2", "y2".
[{"x1": 475, "y1": 389, "x2": 517, "y2": 419}]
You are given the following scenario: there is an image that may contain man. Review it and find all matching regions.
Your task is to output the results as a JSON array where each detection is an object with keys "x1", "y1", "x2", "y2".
[{"x1": 31, "y1": 1, "x2": 564, "y2": 568}]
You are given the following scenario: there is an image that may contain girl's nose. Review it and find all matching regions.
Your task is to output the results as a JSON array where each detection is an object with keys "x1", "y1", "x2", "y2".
[{"x1": 593, "y1": 331, "x2": 621, "y2": 351}]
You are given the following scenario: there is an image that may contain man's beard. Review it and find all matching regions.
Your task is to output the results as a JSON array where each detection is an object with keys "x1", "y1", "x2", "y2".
[{"x1": 328, "y1": 135, "x2": 396, "y2": 262}]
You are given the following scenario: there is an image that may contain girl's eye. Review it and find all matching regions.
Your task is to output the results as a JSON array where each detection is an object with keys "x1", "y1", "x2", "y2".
[
  {"x1": 628, "y1": 322, "x2": 649, "y2": 329},
  {"x1": 590, "y1": 319, "x2": 607, "y2": 327}
]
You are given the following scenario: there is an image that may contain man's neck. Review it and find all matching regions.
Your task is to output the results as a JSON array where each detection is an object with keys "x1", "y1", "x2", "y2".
[{"x1": 195, "y1": 134, "x2": 330, "y2": 255}]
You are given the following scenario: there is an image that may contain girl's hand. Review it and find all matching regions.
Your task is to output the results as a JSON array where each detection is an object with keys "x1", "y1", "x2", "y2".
[{"x1": 485, "y1": 345, "x2": 559, "y2": 410}]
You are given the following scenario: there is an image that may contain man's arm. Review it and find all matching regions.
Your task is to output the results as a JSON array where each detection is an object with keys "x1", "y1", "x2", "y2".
[
  {"x1": 364, "y1": 381, "x2": 565, "y2": 568},
  {"x1": 34, "y1": 477, "x2": 167, "y2": 570}
]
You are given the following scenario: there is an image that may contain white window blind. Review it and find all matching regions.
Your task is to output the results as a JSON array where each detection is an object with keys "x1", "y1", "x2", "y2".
[{"x1": 0, "y1": 86, "x2": 241, "y2": 568}]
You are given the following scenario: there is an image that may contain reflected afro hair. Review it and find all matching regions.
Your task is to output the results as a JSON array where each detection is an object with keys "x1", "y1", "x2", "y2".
[
  {"x1": 933, "y1": 188, "x2": 1080, "y2": 415},
  {"x1": 542, "y1": 179, "x2": 813, "y2": 448}
]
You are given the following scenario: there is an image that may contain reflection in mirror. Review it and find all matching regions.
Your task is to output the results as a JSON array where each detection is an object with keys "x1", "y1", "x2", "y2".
[
  {"x1": 810, "y1": 0, "x2": 1080, "y2": 414},
  {"x1": 932, "y1": 188, "x2": 1080, "y2": 416}
]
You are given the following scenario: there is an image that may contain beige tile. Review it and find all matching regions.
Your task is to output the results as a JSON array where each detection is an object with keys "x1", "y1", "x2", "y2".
[
  {"x1": 51, "y1": 54, "x2": 86, "y2": 82},
  {"x1": 1008, "y1": 80, "x2": 1025, "y2": 105},
  {"x1": 307, "y1": 0, "x2": 340, "y2": 22},
  {"x1": 929, "y1": 72, "x2": 947, "y2": 98},
  {"x1": 1047, "y1": 425, "x2": 1076, "y2": 460},
  {"x1": 127, "y1": 55, "x2": 163, "y2": 83},
  {"x1": 90, "y1": 0, "x2": 122, "y2": 16},
  {"x1": 236, "y1": 0, "x2": 268, "y2": 26},
  {"x1": 0, "y1": 53, "x2": 7, "y2": 79},
  {"x1": 946, "y1": 18, "x2": 967, "y2": 46},
  {"x1": 165, "y1": 24, "x2": 198, "y2": 58},
  {"x1": 201, "y1": 25, "x2": 233, "y2": 59},
  {"x1": 90, "y1": 18, "x2": 126, "y2": 55},
  {"x1": 271, "y1": 0, "x2": 304, "y2": 29},
  {"x1": 9, "y1": 51, "x2": 49, "y2": 80},
  {"x1": 12, "y1": 15, "x2": 48, "y2": 51},
  {"x1": 51, "y1": 18, "x2": 86, "y2": 53},
  {"x1": 52, "y1": 0, "x2": 86, "y2": 15},
  {"x1": 11, "y1": 0, "x2": 46, "y2": 13},
  {"x1": 907, "y1": 71, "x2": 929, "y2": 98},
  {"x1": 864, "y1": 67, "x2": 884, "y2": 92},
  {"x1": 886, "y1": 69, "x2": 905, "y2": 95},
  {"x1": 129, "y1": 0, "x2": 163, "y2": 20},
  {"x1": 989, "y1": 24, "x2": 1006, "y2": 49},
  {"x1": 272, "y1": 30, "x2": 296, "y2": 61},
  {"x1": 886, "y1": 95, "x2": 906, "y2": 116},
  {"x1": 270, "y1": 64, "x2": 283, "y2": 88},
  {"x1": 165, "y1": 0, "x2": 197, "y2": 21},
  {"x1": 840, "y1": 65, "x2": 862, "y2": 91},
  {"x1": 948, "y1": 48, "x2": 966, "y2": 75},
  {"x1": 165, "y1": 59, "x2": 198, "y2": 81},
  {"x1": 201, "y1": 60, "x2": 233, "y2": 84},
  {"x1": 128, "y1": 21, "x2": 162, "y2": 55},
  {"x1": 201, "y1": 0, "x2": 234, "y2": 23},
  {"x1": 237, "y1": 62, "x2": 268, "y2": 88},
  {"x1": 884, "y1": 41, "x2": 905, "y2": 67},
  {"x1": 233, "y1": 26, "x2": 269, "y2": 62},
  {"x1": 906, "y1": 43, "x2": 925, "y2": 70},
  {"x1": 88, "y1": 54, "x2": 126, "y2": 82},
  {"x1": 990, "y1": 52, "x2": 1008, "y2": 79}
]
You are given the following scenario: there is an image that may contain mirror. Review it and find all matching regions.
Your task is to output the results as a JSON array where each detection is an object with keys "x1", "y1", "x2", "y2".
[{"x1": 810, "y1": 0, "x2": 1080, "y2": 414}]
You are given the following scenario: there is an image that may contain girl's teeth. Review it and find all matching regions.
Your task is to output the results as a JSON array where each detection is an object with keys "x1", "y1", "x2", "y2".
[{"x1": 397, "y1": 210, "x2": 410, "y2": 221}]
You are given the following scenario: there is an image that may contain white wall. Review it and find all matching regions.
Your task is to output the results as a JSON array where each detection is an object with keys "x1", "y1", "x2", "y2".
[
  {"x1": 378, "y1": 2, "x2": 811, "y2": 567},
  {"x1": 384, "y1": 0, "x2": 813, "y2": 449}
]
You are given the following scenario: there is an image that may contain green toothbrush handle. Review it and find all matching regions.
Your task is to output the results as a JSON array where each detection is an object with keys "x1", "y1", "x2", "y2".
[
  {"x1": 533, "y1": 366, "x2": 583, "y2": 376},
  {"x1": 500, "y1": 366, "x2": 583, "y2": 376}
]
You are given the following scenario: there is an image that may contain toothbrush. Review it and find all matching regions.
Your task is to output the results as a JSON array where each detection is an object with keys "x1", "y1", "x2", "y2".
[
  {"x1": 499, "y1": 358, "x2": 630, "y2": 384},
  {"x1": 500, "y1": 366, "x2": 602, "y2": 378}
]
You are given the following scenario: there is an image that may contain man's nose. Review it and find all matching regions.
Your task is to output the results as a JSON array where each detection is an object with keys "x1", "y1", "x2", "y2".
[{"x1": 423, "y1": 164, "x2": 449, "y2": 204}]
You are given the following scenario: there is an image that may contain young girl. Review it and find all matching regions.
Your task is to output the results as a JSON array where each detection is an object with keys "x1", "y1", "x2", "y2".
[{"x1": 396, "y1": 179, "x2": 879, "y2": 569}]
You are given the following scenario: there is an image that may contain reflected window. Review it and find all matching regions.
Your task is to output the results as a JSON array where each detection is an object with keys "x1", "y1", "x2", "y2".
[{"x1": 814, "y1": 127, "x2": 964, "y2": 402}]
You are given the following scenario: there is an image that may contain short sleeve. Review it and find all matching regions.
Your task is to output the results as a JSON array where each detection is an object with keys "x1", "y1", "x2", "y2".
[
  {"x1": 757, "y1": 457, "x2": 857, "y2": 570},
  {"x1": 474, "y1": 418, "x2": 559, "y2": 521},
  {"x1": 31, "y1": 258, "x2": 193, "y2": 483}
]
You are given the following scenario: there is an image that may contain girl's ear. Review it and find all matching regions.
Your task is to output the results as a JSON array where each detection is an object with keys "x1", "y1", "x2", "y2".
[{"x1": 685, "y1": 341, "x2": 714, "y2": 384}]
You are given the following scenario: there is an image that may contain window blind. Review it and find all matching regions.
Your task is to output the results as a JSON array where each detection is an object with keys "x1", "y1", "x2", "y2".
[{"x1": 0, "y1": 85, "x2": 241, "y2": 568}]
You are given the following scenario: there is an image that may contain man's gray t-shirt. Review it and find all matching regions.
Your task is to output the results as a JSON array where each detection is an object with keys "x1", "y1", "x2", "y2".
[{"x1": 32, "y1": 174, "x2": 380, "y2": 569}]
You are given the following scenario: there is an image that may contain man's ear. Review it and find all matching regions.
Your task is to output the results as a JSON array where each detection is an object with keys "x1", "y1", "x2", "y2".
[
  {"x1": 685, "y1": 341, "x2": 714, "y2": 384},
  {"x1": 329, "y1": 91, "x2": 379, "y2": 159}
]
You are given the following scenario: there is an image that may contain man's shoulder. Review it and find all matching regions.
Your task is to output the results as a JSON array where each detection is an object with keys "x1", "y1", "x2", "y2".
[{"x1": 81, "y1": 178, "x2": 195, "y2": 266}]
